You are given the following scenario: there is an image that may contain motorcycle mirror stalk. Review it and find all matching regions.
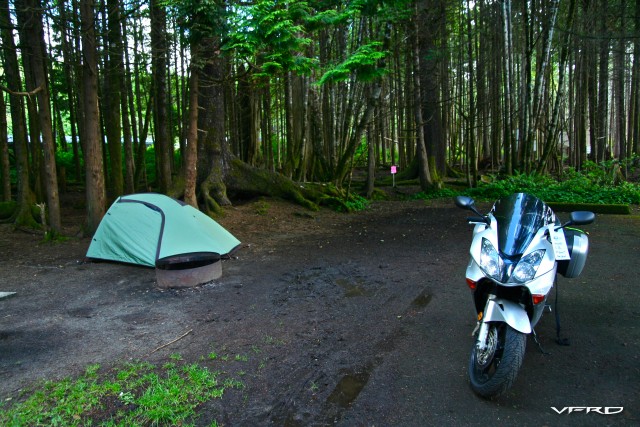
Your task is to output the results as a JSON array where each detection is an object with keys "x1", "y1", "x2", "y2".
[
  {"x1": 556, "y1": 210, "x2": 596, "y2": 230},
  {"x1": 454, "y1": 196, "x2": 491, "y2": 225}
]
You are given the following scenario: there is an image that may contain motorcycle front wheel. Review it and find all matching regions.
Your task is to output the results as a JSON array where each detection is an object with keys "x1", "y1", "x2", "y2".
[{"x1": 468, "y1": 322, "x2": 526, "y2": 399}]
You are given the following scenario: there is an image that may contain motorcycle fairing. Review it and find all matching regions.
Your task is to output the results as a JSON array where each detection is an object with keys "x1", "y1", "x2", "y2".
[
  {"x1": 465, "y1": 256, "x2": 556, "y2": 295},
  {"x1": 483, "y1": 297, "x2": 532, "y2": 334},
  {"x1": 491, "y1": 193, "x2": 555, "y2": 257},
  {"x1": 468, "y1": 212, "x2": 557, "y2": 285}
]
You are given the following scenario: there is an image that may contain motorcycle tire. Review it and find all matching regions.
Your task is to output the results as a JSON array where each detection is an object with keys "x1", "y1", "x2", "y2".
[{"x1": 468, "y1": 322, "x2": 526, "y2": 399}]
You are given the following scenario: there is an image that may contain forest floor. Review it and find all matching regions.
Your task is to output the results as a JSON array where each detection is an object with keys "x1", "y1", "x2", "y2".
[{"x1": 0, "y1": 185, "x2": 639, "y2": 426}]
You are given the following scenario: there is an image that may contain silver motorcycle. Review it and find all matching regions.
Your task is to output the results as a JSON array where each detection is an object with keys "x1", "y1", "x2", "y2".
[{"x1": 455, "y1": 193, "x2": 595, "y2": 398}]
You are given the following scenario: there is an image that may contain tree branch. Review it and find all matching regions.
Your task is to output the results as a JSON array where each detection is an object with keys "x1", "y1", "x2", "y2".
[{"x1": 0, "y1": 84, "x2": 44, "y2": 97}]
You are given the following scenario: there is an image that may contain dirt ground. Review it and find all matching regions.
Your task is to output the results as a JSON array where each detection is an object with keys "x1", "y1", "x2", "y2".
[{"x1": 0, "y1": 189, "x2": 639, "y2": 426}]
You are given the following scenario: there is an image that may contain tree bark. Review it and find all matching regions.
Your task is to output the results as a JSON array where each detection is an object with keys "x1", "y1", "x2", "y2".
[
  {"x1": 596, "y1": 0, "x2": 610, "y2": 162},
  {"x1": 0, "y1": 0, "x2": 34, "y2": 226},
  {"x1": 413, "y1": 0, "x2": 434, "y2": 190},
  {"x1": 614, "y1": 0, "x2": 626, "y2": 162},
  {"x1": 150, "y1": 0, "x2": 172, "y2": 193},
  {"x1": 197, "y1": 37, "x2": 232, "y2": 214},
  {"x1": 183, "y1": 59, "x2": 199, "y2": 208},
  {"x1": 0, "y1": 91, "x2": 10, "y2": 202},
  {"x1": 537, "y1": 0, "x2": 576, "y2": 173},
  {"x1": 15, "y1": 0, "x2": 61, "y2": 234},
  {"x1": 631, "y1": 0, "x2": 640, "y2": 156},
  {"x1": 81, "y1": 0, "x2": 106, "y2": 234},
  {"x1": 466, "y1": 0, "x2": 478, "y2": 187},
  {"x1": 104, "y1": 0, "x2": 124, "y2": 197},
  {"x1": 501, "y1": 0, "x2": 515, "y2": 175}
]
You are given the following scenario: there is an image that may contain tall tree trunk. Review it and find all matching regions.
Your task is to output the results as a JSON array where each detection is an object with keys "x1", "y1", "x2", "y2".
[
  {"x1": 0, "y1": 92, "x2": 10, "y2": 202},
  {"x1": 501, "y1": 0, "x2": 515, "y2": 175},
  {"x1": 15, "y1": 0, "x2": 61, "y2": 234},
  {"x1": 120, "y1": 7, "x2": 135, "y2": 194},
  {"x1": 530, "y1": 0, "x2": 559, "y2": 167},
  {"x1": 537, "y1": 0, "x2": 576, "y2": 173},
  {"x1": 333, "y1": 83, "x2": 381, "y2": 186},
  {"x1": 198, "y1": 37, "x2": 232, "y2": 213},
  {"x1": 366, "y1": 124, "x2": 375, "y2": 198},
  {"x1": 183, "y1": 58, "x2": 199, "y2": 208},
  {"x1": 586, "y1": 0, "x2": 598, "y2": 160},
  {"x1": 466, "y1": 0, "x2": 478, "y2": 187},
  {"x1": 104, "y1": 0, "x2": 124, "y2": 196},
  {"x1": 417, "y1": 0, "x2": 444, "y2": 185},
  {"x1": 0, "y1": 0, "x2": 34, "y2": 226},
  {"x1": 57, "y1": 0, "x2": 81, "y2": 182},
  {"x1": 614, "y1": 0, "x2": 626, "y2": 162},
  {"x1": 631, "y1": 0, "x2": 640, "y2": 156},
  {"x1": 412, "y1": 2, "x2": 433, "y2": 191},
  {"x1": 596, "y1": 0, "x2": 610, "y2": 162},
  {"x1": 81, "y1": 0, "x2": 106, "y2": 234},
  {"x1": 574, "y1": 42, "x2": 589, "y2": 169},
  {"x1": 150, "y1": 0, "x2": 172, "y2": 193}
]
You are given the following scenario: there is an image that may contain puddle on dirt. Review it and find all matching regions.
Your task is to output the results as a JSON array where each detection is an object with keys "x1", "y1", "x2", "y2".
[
  {"x1": 335, "y1": 278, "x2": 371, "y2": 297},
  {"x1": 326, "y1": 369, "x2": 371, "y2": 408},
  {"x1": 411, "y1": 291, "x2": 432, "y2": 308},
  {"x1": 314, "y1": 289, "x2": 433, "y2": 424}
]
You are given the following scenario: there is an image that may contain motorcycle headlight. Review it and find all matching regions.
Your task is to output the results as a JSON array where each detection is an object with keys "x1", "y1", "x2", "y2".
[
  {"x1": 480, "y1": 238, "x2": 504, "y2": 280},
  {"x1": 510, "y1": 249, "x2": 546, "y2": 283}
]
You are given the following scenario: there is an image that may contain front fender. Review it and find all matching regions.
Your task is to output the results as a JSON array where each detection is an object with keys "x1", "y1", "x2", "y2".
[{"x1": 484, "y1": 298, "x2": 531, "y2": 334}]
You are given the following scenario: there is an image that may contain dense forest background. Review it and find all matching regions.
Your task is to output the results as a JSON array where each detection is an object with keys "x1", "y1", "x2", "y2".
[{"x1": 1, "y1": 0, "x2": 640, "y2": 235}]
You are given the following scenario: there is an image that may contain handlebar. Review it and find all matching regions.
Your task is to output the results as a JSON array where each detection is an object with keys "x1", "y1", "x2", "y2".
[{"x1": 467, "y1": 216, "x2": 489, "y2": 224}]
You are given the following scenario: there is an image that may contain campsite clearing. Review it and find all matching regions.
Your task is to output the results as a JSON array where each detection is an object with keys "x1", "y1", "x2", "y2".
[{"x1": 0, "y1": 195, "x2": 638, "y2": 426}]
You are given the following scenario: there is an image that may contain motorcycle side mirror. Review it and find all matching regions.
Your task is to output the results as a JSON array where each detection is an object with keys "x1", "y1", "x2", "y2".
[
  {"x1": 455, "y1": 196, "x2": 490, "y2": 225},
  {"x1": 569, "y1": 211, "x2": 596, "y2": 226},
  {"x1": 454, "y1": 196, "x2": 475, "y2": 209}
]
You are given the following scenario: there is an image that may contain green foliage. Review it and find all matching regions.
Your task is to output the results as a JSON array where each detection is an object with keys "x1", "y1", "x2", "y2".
[
  {"x1": 317, "y1": 42, "x2": 388, "y2": 85},
  {"x1": 463, "y1": 170, "x2": 640, "y2": 205},
  {"x1": 0, "y1": 356, "x2": 242, "y2": 427},
  {"x1": 339, "y1": 193, "x2": 370, "y2": 212},
  {"x1": 317, "y1": 191, "x2": 370, "y2": 213},
  {"x1": 168, "y1": 0, "x2": 229, "y2": 47},
  {"x1": 411, "y1": 161, "x2": 640, "y2": 206},
  {"x1": 224, "y1": 0, "x2": 317, "y2": 78}
]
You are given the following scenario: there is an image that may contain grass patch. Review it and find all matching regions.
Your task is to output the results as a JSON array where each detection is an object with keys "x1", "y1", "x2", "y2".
[
  {"x1": 254, "y1": 199, "x2": 270, "y2": 215},
  {"x1": 0, "y1": 357, "x2": 244, "y2": 427}
]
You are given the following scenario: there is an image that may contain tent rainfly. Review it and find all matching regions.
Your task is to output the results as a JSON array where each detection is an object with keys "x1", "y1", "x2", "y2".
[{"x1": 86, "y1": 193, "x2": 241, "y2": 287}]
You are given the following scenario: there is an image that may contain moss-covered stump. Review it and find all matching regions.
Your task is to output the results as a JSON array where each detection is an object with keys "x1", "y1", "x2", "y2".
[{"x1": 547, "y1": 202, "x2": 631, "y2": 215}]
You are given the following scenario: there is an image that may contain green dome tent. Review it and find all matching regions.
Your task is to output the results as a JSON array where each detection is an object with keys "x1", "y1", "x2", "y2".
[{"x1": 86, "y1": 194, "x2": 240, "y2": 286}]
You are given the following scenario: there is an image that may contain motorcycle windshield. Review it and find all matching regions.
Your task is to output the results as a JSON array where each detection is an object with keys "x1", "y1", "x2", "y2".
[{"x1": 491, "y1": 193, "x2": 553, "y2": 257}]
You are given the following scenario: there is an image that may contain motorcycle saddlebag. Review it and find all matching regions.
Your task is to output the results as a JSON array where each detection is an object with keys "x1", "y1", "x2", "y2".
[{"x1": 557, "y1": 228, "x2": 589, "y2": 278}]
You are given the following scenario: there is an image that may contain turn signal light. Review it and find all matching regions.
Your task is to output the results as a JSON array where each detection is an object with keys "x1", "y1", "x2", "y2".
[
  {"x1": 466, "y1": 278, "x2": 477, "y2": 290},
  {"x1": 532, "y1": 294, "x2": 546, "y2": 305}
]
